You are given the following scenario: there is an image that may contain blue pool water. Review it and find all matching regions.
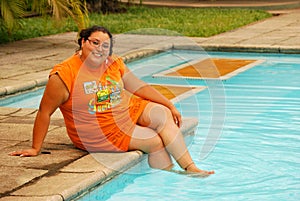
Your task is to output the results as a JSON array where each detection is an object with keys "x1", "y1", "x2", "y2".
[
  {"x1": 1, "y1": 51, "x2": 300, "y2": 200},
  {"x1": 0, "y1": 87, "x2": 45, "y2": 108}
]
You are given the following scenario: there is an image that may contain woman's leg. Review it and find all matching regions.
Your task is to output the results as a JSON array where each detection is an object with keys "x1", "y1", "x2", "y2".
[
  {"x1": 128, "y1": 125, "x2": 174, "y2": 170},
  {"x1": 137, "y1": 102, "x2": 214, "y2": 175}
]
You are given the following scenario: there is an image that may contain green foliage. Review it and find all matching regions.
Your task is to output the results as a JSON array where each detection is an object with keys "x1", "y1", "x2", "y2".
[
  {"x1": 29, "y1": 0, "x2": 89, "y2": 30},
  {"x1": 0, "y1": 6, "x2": 272, "y2": 44},
  {"x1": 89, "y1": 6, "x2": 272, "y2": 37},
  {"x1": 0, "y1": 16, "x2": 78, "y2": 43},
  {"x1": 0, "y1": 0, "x2": 26, "y2": 33},
  {"x1": 0, "y1": 0, "x2": 88, "y2": 38}
]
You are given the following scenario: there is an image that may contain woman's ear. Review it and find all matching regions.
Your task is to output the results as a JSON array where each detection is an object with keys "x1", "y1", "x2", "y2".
[{"x1": 81, "y1": 38, "x2": 86, "y2": 48}]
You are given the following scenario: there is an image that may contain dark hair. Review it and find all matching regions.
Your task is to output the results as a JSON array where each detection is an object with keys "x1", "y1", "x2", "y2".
[{"x1": 77, "y1": 25, "x2": 113, "y2": 55}]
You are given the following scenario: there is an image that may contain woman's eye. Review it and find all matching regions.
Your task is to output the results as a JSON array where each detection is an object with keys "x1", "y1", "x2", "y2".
[
  {"x1": 92, "y1": 41, "x2": 99, "y2": 46},
  {"x1": 102, "y1": 44, "x2": 109, "y2": 49}
]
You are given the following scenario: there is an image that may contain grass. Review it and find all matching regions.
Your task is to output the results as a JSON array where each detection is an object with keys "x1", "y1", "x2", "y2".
[{"x1": 0, "y1": 6, "x2": 272, "y2": 44}]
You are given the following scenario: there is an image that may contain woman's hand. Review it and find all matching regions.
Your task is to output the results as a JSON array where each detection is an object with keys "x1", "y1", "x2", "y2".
[
  {"x1": 9, "y1": 74, "x2": 69, "y2": 158},
  {"x1": 169, "y1": 105, "x2": 182, "y2": 127},
  {"x1": 9, "y1": 148, "x2": 39, "y2": 157}
]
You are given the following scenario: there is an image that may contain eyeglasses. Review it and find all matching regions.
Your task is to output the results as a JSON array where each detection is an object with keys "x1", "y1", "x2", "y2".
[{"x1": 87, "y1": 38, "x2": 110, "y2": 50}]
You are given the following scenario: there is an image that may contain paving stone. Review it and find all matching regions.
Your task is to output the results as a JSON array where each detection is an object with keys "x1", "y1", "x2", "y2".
[
  {"x1": 61, "y1": 151, "x2": 142, "y2": 173},
  {"x1": 0, "y1": 139, "x2": 20, "y2": 150},
  {"x1": 2, "y1": 143, "x2": 86, "y2": 169},
  {"x1": 0, "y1": 166, "x2": 47, "y2": 195},
  {"x1": 0, "y1": 108, "x2": 20, "y2": 116},
  {"x1": 0, "y1": 195, "x2": 63, "y2": 201},
  {"x1": 11, "y1": 172, "x2": 104, "y2": 199},
  {"x1": 45, "y1": 127, "x2": 73, "y2": 145},
  {"x1": 9, "y1": 108, "x2": 37, "y2": 117},
  {"x1": 0, "y1": 123, "x2": 33, "y2": 141}
]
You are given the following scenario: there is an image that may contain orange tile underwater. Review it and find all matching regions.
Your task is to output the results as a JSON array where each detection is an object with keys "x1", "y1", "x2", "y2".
[
  {"x1": 153, "y1": 58, "x2": 264, "y2": 80},
  {"x1": 150, "y1": 84, "x2": 206, "y2": 101}
]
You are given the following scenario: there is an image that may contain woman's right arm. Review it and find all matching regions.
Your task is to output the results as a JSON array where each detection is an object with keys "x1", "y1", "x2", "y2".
[{"x1": 9, "y1": 74, "x2": 69, "y2": 157}]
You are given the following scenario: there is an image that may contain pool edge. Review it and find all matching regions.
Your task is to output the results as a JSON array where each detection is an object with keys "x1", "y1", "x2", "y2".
[
  {"x1": 63, "y1": 117, "x2": 199, "y2": 201},
  {"x1": 1, "y1": 46, "x2": 300, "y2": 98}
]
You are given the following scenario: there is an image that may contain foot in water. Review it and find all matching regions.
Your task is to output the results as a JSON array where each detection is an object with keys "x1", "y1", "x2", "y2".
[
  {"x1": 170, "y1": 170, "x2": 211, "y2": 178},
  {"x1": 169, "y1": 169, "x2": 214, "y2": 178},
  {"x1": 170, "y1": 163, "x2": 215, "y2": 178}
]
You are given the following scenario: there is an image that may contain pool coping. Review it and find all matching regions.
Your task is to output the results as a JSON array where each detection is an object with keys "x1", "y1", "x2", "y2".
[
  {"x1": 1, "y1": 44, "x2": 299, "y2": 98},
  {"x1": 0, "y1": 105, "x2": 199, "y2": 201},
  {"x1": 64, "y1": 117, "x2": 199, "y2": 201}
]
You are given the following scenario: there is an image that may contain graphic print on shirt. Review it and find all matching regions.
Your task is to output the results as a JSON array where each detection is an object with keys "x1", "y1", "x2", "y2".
[
  {"x1": 83, "y1": 81, "x2": 98, "y2": 94},
  {"x1": 87, "y1": 76, "x2": 122, "y2": 114}
]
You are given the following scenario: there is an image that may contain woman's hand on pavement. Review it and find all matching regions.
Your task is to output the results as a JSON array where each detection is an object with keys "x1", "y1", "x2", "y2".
[{"x1": 9, "y1": 148, "x2": 39, "y2": 157}]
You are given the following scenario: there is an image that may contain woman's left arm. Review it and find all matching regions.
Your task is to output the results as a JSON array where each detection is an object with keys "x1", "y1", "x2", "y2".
[{"x1": 122, "y1": 66, "x2": 182, "y2": 127}]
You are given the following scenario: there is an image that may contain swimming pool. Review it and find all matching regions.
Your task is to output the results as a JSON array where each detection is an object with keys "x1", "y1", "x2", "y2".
[
  {"x1": 1, "y1": 50, "x2": 300, "y2": 200},
  {"x1": 76, "y1": 51, "x2": 300, "y2": 201}
]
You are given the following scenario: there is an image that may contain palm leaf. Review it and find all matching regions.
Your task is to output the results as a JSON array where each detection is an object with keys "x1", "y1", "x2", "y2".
[
  {"x1": 69, "y1": 0, "x2": 89, "y2": 31},
  {"x1": 0, "y1": 0, "x2": 26, "y2": 32},
  {"x1": 31, "y1": 0, "x2": 88, "y2": 31}
]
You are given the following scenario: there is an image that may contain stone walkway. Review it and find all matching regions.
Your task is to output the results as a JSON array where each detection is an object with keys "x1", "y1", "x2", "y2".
[
  {"x1": 0, "y1": 2, "x2": 300, "y2": 201},
  {"x1": 125, "y1": 0, "x2": 300, "y2": 10}
]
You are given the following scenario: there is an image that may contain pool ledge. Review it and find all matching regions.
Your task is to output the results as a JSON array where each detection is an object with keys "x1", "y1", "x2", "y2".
[
  {"x1": 1, "y1": 43, "x2": 300, "y2": 97},
  {"x1": 195, "y1": 44, "x2": 300, "y2": 54},
  {"x1": 0, "y1": 48, "x2": 168, "y2": 97},
  {"x1": 0, "y1": 106, "x2": 198, "y2": 201}
]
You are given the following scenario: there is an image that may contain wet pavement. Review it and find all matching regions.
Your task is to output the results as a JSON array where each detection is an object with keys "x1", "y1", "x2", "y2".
[{"x1": 0, "y1": 1, "x2": 299, "y2": 200}]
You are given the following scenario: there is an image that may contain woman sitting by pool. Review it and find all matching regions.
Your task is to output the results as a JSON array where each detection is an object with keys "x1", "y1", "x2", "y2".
[{"x1": 10, "y1": 25, "x2": 214, "y2": 177}]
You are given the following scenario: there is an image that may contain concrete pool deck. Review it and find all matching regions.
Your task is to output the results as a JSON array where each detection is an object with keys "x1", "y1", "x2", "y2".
[{"x1": 1, "y1": 3, "x2": 300, "y2": 201}]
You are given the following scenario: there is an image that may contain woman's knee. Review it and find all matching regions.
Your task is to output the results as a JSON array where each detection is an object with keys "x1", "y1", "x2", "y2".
[
  {"x1": 129, "y1": 126, "x2": 165, "y2": 153},
  {"x1": 146, "y1": 104, "x2": 173, "y2": 131}
]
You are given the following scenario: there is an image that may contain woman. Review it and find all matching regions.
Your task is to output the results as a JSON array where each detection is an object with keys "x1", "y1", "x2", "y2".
[{"x1": 10, "y1": 25, "x2": 214, "y2": 176}]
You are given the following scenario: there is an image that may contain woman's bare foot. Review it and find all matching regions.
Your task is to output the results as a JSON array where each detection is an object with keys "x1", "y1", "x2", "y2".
[
  {"x1": 166, "y1": 163, "x2": 214, "y2": 178},
  {"x1": 184, "y1": 163, "x2": 215, "y2": 177}
]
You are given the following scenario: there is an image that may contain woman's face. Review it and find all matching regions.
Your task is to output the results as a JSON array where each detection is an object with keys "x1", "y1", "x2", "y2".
[{"x1": 81, "y1": 31, "x2": 111, "y2": 67}]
